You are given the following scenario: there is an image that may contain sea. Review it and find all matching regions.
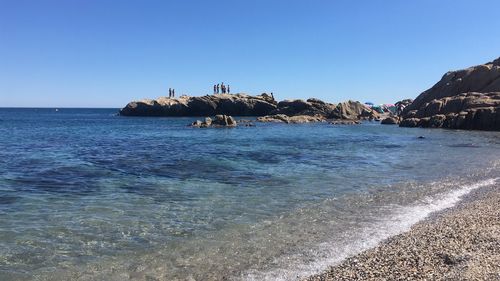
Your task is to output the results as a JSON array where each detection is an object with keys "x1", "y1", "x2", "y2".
[{"x1": 0, "y1": 108, "x2": 499, "y2": 281}]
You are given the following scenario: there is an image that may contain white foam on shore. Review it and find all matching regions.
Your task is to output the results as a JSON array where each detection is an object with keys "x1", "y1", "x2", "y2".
[{"x1": 242, "y1": 177, "x2": 499, "y2": 281}]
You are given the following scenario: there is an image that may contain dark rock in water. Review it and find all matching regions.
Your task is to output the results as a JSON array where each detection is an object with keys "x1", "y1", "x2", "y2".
[
  {"x1": 400, "y1": 57, "x2": 500, "y2": 131},
  {"x1": 417, "y1": 136, "x2": 426, "y2": 139},
  {"x1": 213, "y1": 115, "x2": 237, "y2": 127},
  {"x1": 448, "y1": 143, "x2": 480, "y2": 148},
  {"x1": 191, "y1": 115, "x2": 236, "y2": 128},
  {"x1": 257, "y1": 114, "x2": 325, "y2": 124},
  {"x1": 120, "y1": 93, "x2": 277, "y2": 117},
  {"x1": 381, "y1": 116, "x2": 399, "y2": 125}
]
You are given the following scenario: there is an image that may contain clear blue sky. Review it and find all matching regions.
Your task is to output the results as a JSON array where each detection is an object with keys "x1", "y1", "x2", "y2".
[{"x1": 1, "y1": 0, "x2": 499, "y2": 107}]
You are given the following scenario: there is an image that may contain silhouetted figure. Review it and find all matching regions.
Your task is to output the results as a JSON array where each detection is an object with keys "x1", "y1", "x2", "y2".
[
  {"x1": 172, "y1": 89, "x2": 175, "y2": 98},
  {"x1": 217, "y1": 84, "x2": 220, "y2": 94},
  {"x1": 221, "y1": 82, "x2": 225, "y2": 94},
  {"x1": 213, "y1": 84, "x2": 217, "y2": 94},
  {"x1": 169, "y1": 88, "x2": 172, "y2": 98},
  {"x1": 271, "y1": 92, "x2": 274, "y2": 99},
  {"x1": 227, "y1": 85, "x2": 230, "y2": 94}
]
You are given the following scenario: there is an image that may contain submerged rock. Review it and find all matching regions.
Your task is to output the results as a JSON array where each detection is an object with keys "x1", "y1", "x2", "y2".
[
  {"x1": 257, "y1": 114, "x2": 326, "y2": 124},
  {"x1": 330, "y1": 119, "x2": 361, "y2": 125}
]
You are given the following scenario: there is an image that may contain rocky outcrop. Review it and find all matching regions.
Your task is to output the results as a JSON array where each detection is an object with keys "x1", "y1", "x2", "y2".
[
  {"x1": 395, "y1": 99, "x2": 413, "y2": 116},
  {"x1": 270, "y1": 98, "x2": 337, "y2": 117},
  {"x1": 381, "y1": 116, "x2": 400, "y2": 125},
  {"x1": 257, "y1": 114, "x2": 326, "y2": 124},
  {"x1": 191, "y1": 115, "x2": 237, "y2": 128},
  {"x1": 396, "y1": 99, "x2": 413, "y2": 108},
  {"x1": 400, "y1": 57, "x2": 500, "y2": 131},
  {"x1": 404, "y1": 58, "x2": 500, "y2": 114},
  {"x1": 400, "y1": 92, "x2": 500, "y2": 130},
  {"x1": 120, "y1": 93, "x2": 277, "y2": 117},
  {"x1": 121, "y1": 93, "x2": 380, "y2": 125},
  {"x1": 331, "y1": 100, "x2": 380, "y2": 120}
]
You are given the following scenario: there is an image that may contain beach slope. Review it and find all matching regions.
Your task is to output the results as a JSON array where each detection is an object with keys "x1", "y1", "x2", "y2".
[{"x1": 305, "y1": 185, "x2": 500, "y2": 281}]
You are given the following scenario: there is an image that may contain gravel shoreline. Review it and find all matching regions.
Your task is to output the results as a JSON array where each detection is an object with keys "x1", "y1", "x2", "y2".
[{"x1": 304, "y1": 184, "x2": 500, "y2": 281}]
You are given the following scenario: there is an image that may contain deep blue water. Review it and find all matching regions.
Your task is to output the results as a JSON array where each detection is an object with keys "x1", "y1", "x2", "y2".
[{"x1": 0, "y1": 108, "x2": 499, "y2": 280}]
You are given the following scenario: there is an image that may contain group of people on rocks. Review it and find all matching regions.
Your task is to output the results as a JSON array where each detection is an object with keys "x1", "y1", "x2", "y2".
[
  {"x1": 213, "y1": 83, "x2": 230, "y2": 94},
  {"x1": 168, "y1": 88, "x2": 175, "y2": 98},
  {"x1": 168, "y1": 82, "x2": 231, "y2": 99}
]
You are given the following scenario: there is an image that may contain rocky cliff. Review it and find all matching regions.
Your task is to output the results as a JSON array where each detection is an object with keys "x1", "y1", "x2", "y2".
[{"x1": 401, "y1": 57, "x2": 500, "y2": 130}]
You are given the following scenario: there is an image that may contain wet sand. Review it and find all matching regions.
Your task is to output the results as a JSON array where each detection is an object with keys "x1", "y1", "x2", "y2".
[{"x1": 304, "y1": 184, "x2": 500, "y2": 281}]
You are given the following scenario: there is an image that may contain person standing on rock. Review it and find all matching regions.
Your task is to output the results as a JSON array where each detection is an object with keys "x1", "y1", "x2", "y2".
[
  {"x1": 169, "y1": 88, "x2": 172, "y2": 98},
  {"x1": 221, "y1": 82, "x2": 225, "y2": 94},
  {"x1": 172, "y1": 89, "x2": 175, "y2": 98},
  {"x1": 227, "y1": 85, "x2": 230, "y2": 94},
  {"x1": 213, "y1": 84, "x2": 217, "y2": 94},
  {"x1": 216, "y1": 84, "x2": 220, "y2": 94}
]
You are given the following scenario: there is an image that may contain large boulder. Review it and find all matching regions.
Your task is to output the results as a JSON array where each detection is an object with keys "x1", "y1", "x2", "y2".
[
  {"x1": 400, "y1": 57, "x2": 500, "y2": 131},
  {"x1": 271, "y1": 98, "x2": 336, "y2": 117},
  {"x1": 330, "y1": 100, "x2": 380, "y2": 120},
  {"x1": 120, "y1": 93, "x2": 277, "y2": 117}
]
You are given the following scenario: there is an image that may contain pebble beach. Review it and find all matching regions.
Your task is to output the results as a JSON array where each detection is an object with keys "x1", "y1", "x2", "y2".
[{"x1": 305, "y1": 184, "x2": 500, "y2": 281}]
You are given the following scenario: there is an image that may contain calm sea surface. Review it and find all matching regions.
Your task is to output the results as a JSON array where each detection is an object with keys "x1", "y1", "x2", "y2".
[{"x1": 0, "y1": 108, "x2": 499, "y2": 280}]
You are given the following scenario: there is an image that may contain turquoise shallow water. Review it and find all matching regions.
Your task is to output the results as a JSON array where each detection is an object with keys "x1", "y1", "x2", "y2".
[{"x1": 0, "y1": 108, "x2": 499, "y2": 280}]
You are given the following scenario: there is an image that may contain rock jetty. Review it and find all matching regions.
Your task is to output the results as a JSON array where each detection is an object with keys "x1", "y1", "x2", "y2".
[
  {"x1": 120, "y1": 93, "x2": 380, "y2": 123},
  {"x1": 120, "y1": 93, "x2": 277, "y2": 117},
  {"x1": 400, "y1": 57, "x2": 500, "y2": 131}
]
